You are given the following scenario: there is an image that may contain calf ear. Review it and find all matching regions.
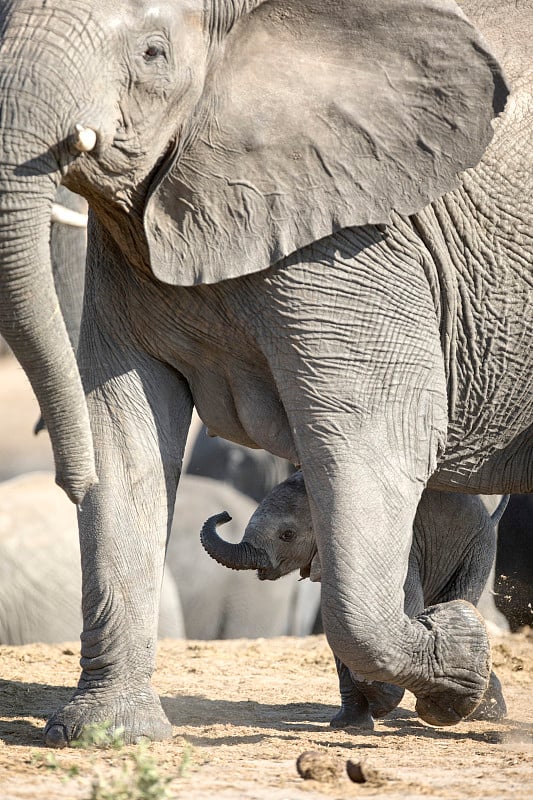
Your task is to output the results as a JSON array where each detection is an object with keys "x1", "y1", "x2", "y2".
[
  {"x1": 310, "y1": 552, "x2": 322, "y2": 583},
  {"x1": 144, "y1": 0, "x2": 506, "y2": 286}
]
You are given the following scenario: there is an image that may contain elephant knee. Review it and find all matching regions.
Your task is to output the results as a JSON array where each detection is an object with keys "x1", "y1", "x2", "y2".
[{"x1": 323, "y1": 607, "x2": 406, "y2": 684}]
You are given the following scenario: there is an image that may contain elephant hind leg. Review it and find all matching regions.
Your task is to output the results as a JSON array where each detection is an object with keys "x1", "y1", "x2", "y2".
[
  {"x1": 330, "y1": 656, "x2": 374, "y2": 730},
  {"x1": 467, "y1": 671, "x2": 507, "y2": 721},
  {"x1": 331, "y1": 656, "x2": 405, "y2": 729},
  {"x1": 360, "y1": 681, "x2": 405, "y2": 720}
]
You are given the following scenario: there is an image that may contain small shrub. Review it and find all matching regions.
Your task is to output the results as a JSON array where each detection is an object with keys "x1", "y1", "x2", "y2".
[
  {"x1": 72, "y1": 721, "x2": 126, "y2": 750},
  {"x1": 88, "y1": 742, "x2": 171, "y2": 800}
]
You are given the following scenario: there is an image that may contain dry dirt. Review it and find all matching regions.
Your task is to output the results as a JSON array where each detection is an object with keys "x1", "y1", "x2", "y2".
[{"x1": 0, "y1": 633, "x2": 532, "y2": 800}]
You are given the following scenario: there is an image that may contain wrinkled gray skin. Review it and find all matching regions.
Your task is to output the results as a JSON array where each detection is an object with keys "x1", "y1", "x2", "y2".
[
  {"x1": 49, "y1": 188, "x2": 87, "y2": 358},
  {"x1": 201, "y1": 472, "x2": 509, "y2": 727},
  {"x1": 33, "y1": 186, "x2": 88, "y2": 433},
  {"x1": 0, "y1": 0, "x2": 530, "y2": 746},
  {"x1": 0, "y1": 185, "x2": 87, "y2": 361},
  {"x1": 169, "y1": 474, "x2": 317, "y2": 638},
  {"x1": 187, "y1": 425, "x2": 294, "y2": 504},
  {"x1": 0, "y1": 473, "x2": 185, "y2": 644}
]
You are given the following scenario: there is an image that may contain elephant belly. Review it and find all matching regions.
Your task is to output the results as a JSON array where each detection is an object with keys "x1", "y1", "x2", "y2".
[
  {"x1": 430, "y1": 418, "x2": 533, "y2": 494},
  {"x1": 178, "y1": 361, "x2": 298, "y2": 466}
]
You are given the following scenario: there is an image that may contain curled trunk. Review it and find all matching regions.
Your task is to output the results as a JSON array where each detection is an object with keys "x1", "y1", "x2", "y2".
[{"x1": 200, "y1": 512, "x2": 272, "y2": 571}]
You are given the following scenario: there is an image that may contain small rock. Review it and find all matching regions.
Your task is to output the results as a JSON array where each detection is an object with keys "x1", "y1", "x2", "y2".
[
  {"x1": 346, "y1": 759, "x2": 381, "y2": 784},
  {"x1": 296, "y1": 750, "x2": 340, "y2": 782}
]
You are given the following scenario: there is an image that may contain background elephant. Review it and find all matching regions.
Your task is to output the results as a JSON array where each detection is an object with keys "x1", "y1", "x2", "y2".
[
  {"x1": 0, "y1": 470, "x2": 315, "y2": 644},
  {"x1": 47, "y1": 187, "x2": 88, "y2": 359},
  {"x1": 201, "y1": 472, "x2": 509, "y2": 725},
  {"x1": 187, "y1": 424, "x2": 294, "y2": 503},
  {"x1": 0, "y1": 0, "x2": 529, "y2": 746},
  {"x1": 495, "y1": 494, "x2": 533, "y2": 631},
  {"x1": 0, "y1": 472, "x2": 185, "y2": 644}
]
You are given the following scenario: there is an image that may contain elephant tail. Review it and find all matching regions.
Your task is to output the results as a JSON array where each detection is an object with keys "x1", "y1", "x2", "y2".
[{"x1": 491, "y1": 495, "x2": 510, "y2": 526}]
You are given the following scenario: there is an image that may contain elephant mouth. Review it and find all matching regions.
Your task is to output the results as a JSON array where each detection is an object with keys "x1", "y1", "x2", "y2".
[{"x1": 257, "y1": 567, "x2": 282, "y2": 582}]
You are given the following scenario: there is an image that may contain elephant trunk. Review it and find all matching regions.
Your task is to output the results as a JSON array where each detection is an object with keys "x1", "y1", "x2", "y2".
[
  {"x1": 0, "y1": 182, "x2": 97, "y2": 503},
  {"x1": 200, "y1": 512, "x2": 273, "y2": 571},
  {"x1": 0, "y1": 2, "x2": 102, "y2": 503}
]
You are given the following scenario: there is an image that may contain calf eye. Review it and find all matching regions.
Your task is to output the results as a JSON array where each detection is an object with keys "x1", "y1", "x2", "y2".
[{"x1": 279, "y1": 529, "x2": 296, "y2": 542}]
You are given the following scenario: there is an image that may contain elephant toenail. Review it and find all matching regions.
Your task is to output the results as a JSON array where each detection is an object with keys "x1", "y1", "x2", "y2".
[{"x1": 44, "y1": 724, "x2": 68, "y2": 748}]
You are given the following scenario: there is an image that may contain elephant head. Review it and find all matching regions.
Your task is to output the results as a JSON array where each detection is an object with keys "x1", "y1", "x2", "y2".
[
  {"x1": 201, "y1": 471, "x2": 321, "y2": 581},
  {"x1": 0, "y1": 0, "x2": 506, "y2": 506}
]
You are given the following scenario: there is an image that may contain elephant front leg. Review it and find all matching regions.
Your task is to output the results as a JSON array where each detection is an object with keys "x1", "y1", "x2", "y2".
[
  {"x1": 304, "y1": 444, "x2": 491, "y2": 727},
  {"x1": 334, "y1": 549, "x2": 425, "y2": 726},
  {"x1": 416, "y1": 491, "x2": 506, "y2": 722},
  {"x1": 258, "y1": 234, "x2": 491, "y2": 725},
  {"x1": 44, "y1": 346, "x2": 192, "y2": 747},
  {"x1": 274, "y1": 383, "x2": 491, "y2": 726}
]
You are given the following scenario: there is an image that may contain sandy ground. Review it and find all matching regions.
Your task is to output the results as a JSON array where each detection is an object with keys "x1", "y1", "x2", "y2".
[{"x1": 0, "y1": 632, "x2": 532, "y2": 800}]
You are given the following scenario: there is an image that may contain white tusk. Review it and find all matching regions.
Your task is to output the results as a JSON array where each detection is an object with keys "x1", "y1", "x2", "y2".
[
  {"x1": 51, "y1": 203, "x2": 88, "y2": 228},
  {"x1": 73, "y1": 123, "x2": 97, "y2": 152}
]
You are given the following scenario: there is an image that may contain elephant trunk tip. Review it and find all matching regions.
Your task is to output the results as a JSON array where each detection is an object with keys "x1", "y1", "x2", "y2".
[
  {"x1": 55, "y1": 468, "x2": 98, "y2": 506},
  {"x1": 34, "y1": 415, "x2": 46, "y2": 435},
  {"x1": 215, "y1": 510, "x2": 232, "y2": 526}
]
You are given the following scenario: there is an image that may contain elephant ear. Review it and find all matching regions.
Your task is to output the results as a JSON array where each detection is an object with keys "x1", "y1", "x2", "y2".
[
  {"x1": 144, "y1": 0, "x2": 506, "y2": 286},
  {"x1": 309, "y1": 551, "x2": 322, "y2": 583}
]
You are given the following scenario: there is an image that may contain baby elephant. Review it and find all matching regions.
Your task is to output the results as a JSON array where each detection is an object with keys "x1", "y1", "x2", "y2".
[{"x1": 201, "y1": 471, "x2": 508, "y2": 729}]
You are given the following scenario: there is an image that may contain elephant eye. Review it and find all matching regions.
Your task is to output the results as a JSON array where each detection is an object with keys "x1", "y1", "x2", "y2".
[
  {"x1": 143, "y1": 41, "x2": 167, "y2": 62},
  {"x1": 279, "y1": 529, "x2": 296, "y2": 543}
]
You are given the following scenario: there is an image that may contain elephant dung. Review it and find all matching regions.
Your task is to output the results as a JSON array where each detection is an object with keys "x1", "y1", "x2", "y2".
[
  {"x1": 345, "y1": 758, "x2": 382, "y2": 784},
  {"x1": 296, "y1": 750, "x2": 341, "y2": 783}
]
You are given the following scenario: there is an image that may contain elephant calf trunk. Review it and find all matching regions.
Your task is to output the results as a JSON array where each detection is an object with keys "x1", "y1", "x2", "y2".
[{"x1": 200, "y1": 512, "x2": 272, "y2": 571}]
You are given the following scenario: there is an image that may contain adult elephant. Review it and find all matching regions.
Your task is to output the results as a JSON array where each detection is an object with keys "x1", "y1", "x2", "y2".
[
  {"x1": 0, "y1": 471, "x2": 303, "y2": 643},
  {"x1": 0, "y1": 0, "x2": 530, "y2": 746}
]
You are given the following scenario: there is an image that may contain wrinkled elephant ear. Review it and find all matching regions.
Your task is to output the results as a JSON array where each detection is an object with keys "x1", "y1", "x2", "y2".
[{"x1": 144, "y1": 0, "x2": 507, "y2": 286}]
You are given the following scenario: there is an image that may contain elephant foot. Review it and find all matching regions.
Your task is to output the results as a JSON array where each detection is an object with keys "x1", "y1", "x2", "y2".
[
  {"x1": 467, "y1": 671, "x2": 507, "y2": 721},
  {"x1": 329, "y1": 686, "x2": 374, "y2": 730},
  {"x1": 359, "y1": 681, "x2": 405, "y2": 719},
  {"x1": 413, "y1": 601, "x2": 491, "y2": 726},
  {"x1": 44, "y1": 686, "x2": 172, "y2": 747}
]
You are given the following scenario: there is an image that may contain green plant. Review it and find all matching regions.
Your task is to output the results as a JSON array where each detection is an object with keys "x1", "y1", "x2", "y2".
[
  {"x1": 29, "y1": 751, "x2": 59, "y2": 770},
  {"x1": 177, "y1": 742, "x2": 192, "y2": 779},
  {"x1": 72, "y1": 721, "x2": 126, "y2": 750},
  {"x1": 88, "y1": 741, "x2": 172, "y2": 800},
  {"x1": 28, "y1": 750, "x2": 80, "y2": 778}
]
